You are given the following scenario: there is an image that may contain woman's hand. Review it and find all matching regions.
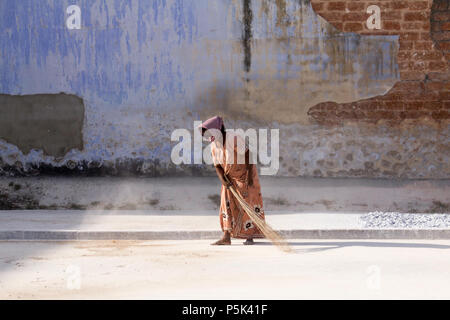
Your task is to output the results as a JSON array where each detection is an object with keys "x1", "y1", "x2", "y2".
[
  {"x1": 225, "y1": 179, "x2": 232, "y2": 189},
  {"x1": 215, "y1": 165, "x2": 232, "y2": 189},
  {"x1": 222, "y1": 173, "x2": 233, "y2": 189}
]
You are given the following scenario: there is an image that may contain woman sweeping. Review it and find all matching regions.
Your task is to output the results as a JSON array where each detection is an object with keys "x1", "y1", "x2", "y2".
[{"x1": 199, "y1": 116, "x2": 265, "y2": 245}]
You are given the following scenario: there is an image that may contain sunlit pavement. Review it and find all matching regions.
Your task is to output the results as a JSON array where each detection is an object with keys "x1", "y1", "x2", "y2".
[{"x1": 0, "y1": 239, "x2": 449, "y2": 299}]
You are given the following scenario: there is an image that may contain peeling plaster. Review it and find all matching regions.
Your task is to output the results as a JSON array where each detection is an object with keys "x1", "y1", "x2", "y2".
[
  {"x1": 0, "y1": 93, "x2": 84, "y2": 157},
  {"x1": 2, "y1": 0, "x2": 436, "y2": 178}
]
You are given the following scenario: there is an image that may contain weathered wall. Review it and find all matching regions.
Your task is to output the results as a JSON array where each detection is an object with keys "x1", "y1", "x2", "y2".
[
  {"x1": 309, "y1": 0, "x2": 449, "y2": 124},
  {"x1": 0, "y1": 0, "x2": 448, "y2": 178}
]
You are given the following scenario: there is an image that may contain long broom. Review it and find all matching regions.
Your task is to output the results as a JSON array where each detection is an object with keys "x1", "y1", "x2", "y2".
[{"x1": 224, "y1": 175, "x2": 292, "y2": 253}]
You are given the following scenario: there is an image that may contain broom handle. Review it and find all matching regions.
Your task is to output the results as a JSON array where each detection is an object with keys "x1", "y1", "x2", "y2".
[
  {"x1": 224, "y1": 174, "x2": 231, "y2": 185},
  {"x1": 224, "y1": 174, "x2": 254, "y2": 217},
  {"x1": 224, "y1": 175, "x2": 244, "y2": 201}
]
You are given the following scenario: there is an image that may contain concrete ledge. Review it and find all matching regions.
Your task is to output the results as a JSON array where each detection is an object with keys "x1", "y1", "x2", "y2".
[
  {"x1": 1, "y1": 229, "x2": 450, "y2": 240},
  {"x1": 1, "y1": 177, "x2": 449, "y2": 213}
]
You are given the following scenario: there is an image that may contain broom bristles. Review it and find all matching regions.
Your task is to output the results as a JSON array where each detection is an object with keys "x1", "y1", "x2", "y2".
[{"x1": 228, "y1": 185, "x2": 292, "y2": 253}]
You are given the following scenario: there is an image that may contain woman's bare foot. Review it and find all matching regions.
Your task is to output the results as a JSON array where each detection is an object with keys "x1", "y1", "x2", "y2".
[
  {"x1": 243, "y1": 238, "x2": 254, "y2": 245},
  {"x1": 211, "y1": 231, "x2": 231, "y2": 245},
  {"x1": 211, "y1": 238, "x2": 231, "y2": 245}
]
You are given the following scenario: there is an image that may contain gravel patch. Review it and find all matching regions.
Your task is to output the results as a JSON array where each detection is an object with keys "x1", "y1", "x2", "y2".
[{"x1": 361, "y1": 211, "x2": 450, "y2": 229}]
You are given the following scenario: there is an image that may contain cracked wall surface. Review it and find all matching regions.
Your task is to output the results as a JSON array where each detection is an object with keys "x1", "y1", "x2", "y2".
[
  {"x1": 309, "y1": 0, "x2": 449, "y2": 124},
  {"x1": 0, "y1": 0, "x2": 448, "y2": 178}
]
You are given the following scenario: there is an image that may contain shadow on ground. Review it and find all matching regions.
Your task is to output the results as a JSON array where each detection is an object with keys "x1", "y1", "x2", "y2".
[{"x1": 249, "y1": 240, "x2": 450, "y2": 253}]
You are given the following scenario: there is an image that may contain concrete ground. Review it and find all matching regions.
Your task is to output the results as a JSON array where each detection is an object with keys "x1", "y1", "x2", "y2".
[
  {"x1": 1, "y1": 239, "x2": 449, "y2": 299},
  {"x1": 0, "y1": 210, "x2": 363, "y2": 231}
]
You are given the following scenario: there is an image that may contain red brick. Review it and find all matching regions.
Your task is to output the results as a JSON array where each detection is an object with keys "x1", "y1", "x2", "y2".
[
  {"x1": 432, "y1": 0, "x2": 449, "y2": 11},
  {"x1": 412, "y1": 51, "x2": 444, "y2": 60},
  {"x1": 440, "y1": 91, "x2": 450, "y2": 100},
  {"x1": 321, "y1": 12, "x2": 344, "y2": 22},
  {"x1": 408, "y1": 1, "x2": 429, "y2": 10},
  {"x1": 311, "y1": 2, "x2": 324, "y2": 11},
  {"x1": 369, "y1": 2, "x2": 393, "y2": 11},
  {"x1": 412, "y1": 62, "x2": 427, "y2": 71},
  {"x1": 327, "y1": 2, "x2": 346, "y2": 11},
  {"x1": 380, "y1": 91, "x2": 402, "y2": 101},
  {"x1": 432, "y1": 31, "x2": 450, "y2": 41},
  {"x1": 338, "y1": 111, "x2": 359, "y2": 120},
  {"x1": 353, "y1": 101, "x2": 373, "y2": 111},
  {"x1": 392, "y1": 1, "x2": 409, "y2": 10},
  {"x1": 428, "y1": 61, "x2": 449, "y2": 71},
  {"x1": 414, "y1": 41, "x2": 434, "y2": 50},
  {"x1": 431, "y1": 111, "x2": 450, "y2": 120},
  {"x1": 399, "y1": 61, "x2": 414, "y2": 70},
  {"x1": 420, "y1": 88, "x2": 442, "y2": 100},
  {"x1": 422, "y1": 22, "x2": 431, "y2": 31},
  {"x1": 431, "y1": 22, "x2": 441, "y2": 32},
  {"x1": 385, "y1": 101, "x2": 405, "y2": 110},
  {"x1": 321, "y1": 102, "x2": 339, "y2": 112},
  {"x1": 380, "y1": 111, "x2": 400, "y2": 119},
  {"x1": 401, "y1": 111, "x2": 423, "y2": 119},
  {"x1": 359, "y1": 111, "x2": 374, "y2": 120},
  {"x1": 404, "y1": 12, "x2": 430, "y2": 22},
  {"x1": 399, "y1": 40, "x2": 414, "y2": 50},
  {"x1": 401, "y1": 22, "x2": 423, "y2": 30},
  {"x1": 391, "y1": 81, "x2": 424, "y2": 92},
  {"x1": 441, "y1": 22, "x2": 450, "y2": 31},
  {"x1": 383, "y1": 11, "x2": 402, "y2": 20},
  {"x1": 364, "y1": 111, "x2": 379, "y2": 120},
  {"x1": 394, "y1": 83, "x2": 429, "y2": 99},
  {"x1": 420, "y1": 32, "x2": 432, "y2": 40},
  {"x1": 347, "y1": 2, "x2": 366, "y2": 11},
  {"x1": 374, "y1": 101, "x2": 387, "y2": 110},
  {"x1": 399, "y1": 32, "x2": 420, "y2": 41},
  {"x1": 437, "y1": 41, "x2": 450, "y2": 50},
  {"x1": 428, "y1": 72, "x2": 450, "y2": 81},
  {"x1": 343, "y1": 22, "x2": 363, "y2": 32},
  {"x1": 432, "y1": 12, "x2": 450, "y2": 22},
  {"x1": 343, "y1": 12, "x2": 367, "y2": 22},
  {"x1": 400, "y1": 71, "x2": 426, "y2": 80},
  {"x1": 405, "y1": 101, "x2": 425, "y2": 110},
  {"x1": 397, "y1": 52, "x2": 412, "y2": 62},
  {"x1": 331, "y1": 22, "x2": 344, "y2": 30},
  {"x1": 361, "y1": 30, "x2": 396, "y2": 36},
  {"x1": 425, "y1": 82, "x2": 444, "y2": 91},
  {"x1": 384, "y1": 21, "x2": 401, "y2": 30},
  {"x1": 423, "y1": 101, "x2": 443, "y2": 110}
]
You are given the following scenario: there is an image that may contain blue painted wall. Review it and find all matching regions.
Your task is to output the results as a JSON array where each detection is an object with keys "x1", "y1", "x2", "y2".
[{"x1": 0, "y1": 0, "x2": 401, "y2": 176}]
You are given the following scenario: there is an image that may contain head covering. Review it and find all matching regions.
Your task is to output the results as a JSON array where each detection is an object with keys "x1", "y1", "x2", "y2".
[
  {"x1": 199, "y1": 116, "x2": 224, "y2": 131},
  {"x1": 198, "y1": 116, "x2": 224, "y2": 143}
]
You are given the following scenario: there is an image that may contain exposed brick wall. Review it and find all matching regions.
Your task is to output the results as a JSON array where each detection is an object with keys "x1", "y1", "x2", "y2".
[
  {"x1": 432, "y1": 0, "x2": 450, "y2": 60},
  {"x1": 308, "y1": 0, "x2": 450, "y2": 125}
]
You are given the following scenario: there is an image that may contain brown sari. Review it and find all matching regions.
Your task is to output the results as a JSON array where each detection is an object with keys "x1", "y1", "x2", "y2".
[{"x1": 210, "y1": 134, "x2": 265, "y2": 239}]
